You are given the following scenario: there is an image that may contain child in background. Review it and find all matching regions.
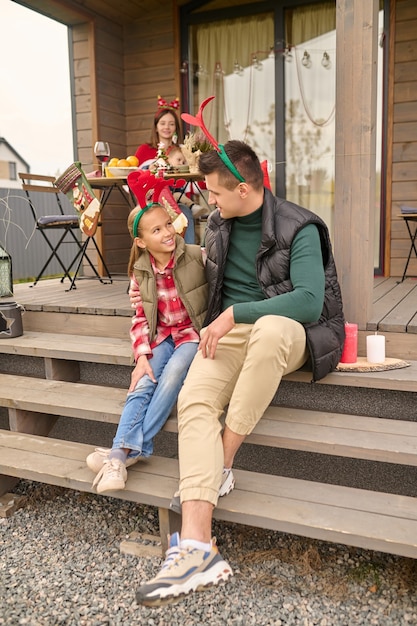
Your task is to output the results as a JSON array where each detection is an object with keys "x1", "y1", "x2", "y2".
[
  {"x1": 86, "y1": 202, "x2": 207, "y2": 493},
  {"x1": 152, "y1": 145, "x2": 210, "y2": 219}
]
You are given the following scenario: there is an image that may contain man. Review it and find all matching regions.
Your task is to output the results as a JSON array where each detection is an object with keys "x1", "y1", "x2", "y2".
[{"x1": 136, "y1": 140, "x2": 345, "y2": 606}]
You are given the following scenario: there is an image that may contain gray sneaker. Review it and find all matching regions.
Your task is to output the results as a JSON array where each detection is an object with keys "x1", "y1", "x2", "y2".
[
  {"x1": 169, "y1": 468, "x2": 235, "y2": 515},
  {"x1": 136, "y1": 532, "x2": 233, "y2": 606}
]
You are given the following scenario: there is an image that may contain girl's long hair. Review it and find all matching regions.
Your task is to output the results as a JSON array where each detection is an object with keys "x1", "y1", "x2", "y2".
[{"x1": 127, "y1": 204, "x2": 164, "y2": 276}]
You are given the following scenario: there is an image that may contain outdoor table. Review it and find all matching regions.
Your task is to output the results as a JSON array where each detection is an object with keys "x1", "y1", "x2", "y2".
[
  {"x1": 86, "y1": 177, "x2": 136, "y2": 279},
  {"x1": 163, "y1": 171, "x2": 211, "y2": 211},
  {"x1": 89, "y1": 176, "x2": 136, "y2": 211}
]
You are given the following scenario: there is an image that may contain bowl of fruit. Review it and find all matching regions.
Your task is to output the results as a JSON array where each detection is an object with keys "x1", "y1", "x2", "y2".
[{"x1": 106, "y1": 156, "x2": 140, "y2": 177}]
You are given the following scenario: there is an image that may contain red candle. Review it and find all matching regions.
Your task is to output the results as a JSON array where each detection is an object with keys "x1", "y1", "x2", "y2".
[{"x1": 340, "y1": 322, "x2": 358, "y2": 363}]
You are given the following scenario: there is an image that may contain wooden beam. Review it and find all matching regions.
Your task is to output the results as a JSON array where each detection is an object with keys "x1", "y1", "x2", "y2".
[{"x1": 334, "y1": 0, "x2": 379, "y2": 328}]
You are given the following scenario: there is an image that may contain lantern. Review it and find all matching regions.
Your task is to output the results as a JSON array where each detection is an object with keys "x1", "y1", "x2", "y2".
[{"x1": 0, "y1": 246, "x2": 13, "y2": 297}]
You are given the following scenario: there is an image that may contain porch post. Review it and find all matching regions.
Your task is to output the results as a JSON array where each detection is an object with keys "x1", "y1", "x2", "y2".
[{"x1": 334, "y1": 0, "x2": 379, "y2": 328}]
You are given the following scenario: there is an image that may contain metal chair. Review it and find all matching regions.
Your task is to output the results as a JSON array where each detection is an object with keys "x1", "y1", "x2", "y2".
[
  {"x1": 18, "y1": 172, "x2": 108, "y2": 290},
  {"x1": 54, "y1": 163, "x2": 112, "y2": 290}
]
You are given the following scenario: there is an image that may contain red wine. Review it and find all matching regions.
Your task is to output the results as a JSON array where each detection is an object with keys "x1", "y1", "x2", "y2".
[{"x1": 97, "y1": 154, "x2": 110, "y2": 164}]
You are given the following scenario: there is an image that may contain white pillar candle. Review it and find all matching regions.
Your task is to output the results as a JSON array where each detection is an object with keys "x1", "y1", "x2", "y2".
[{"x1": 366, "y1": 333, "x2": 385, "y2": 363}]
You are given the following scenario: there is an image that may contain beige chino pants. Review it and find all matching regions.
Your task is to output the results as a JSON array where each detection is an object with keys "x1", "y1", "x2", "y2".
[{"x1": 177, "y1": 315, "x2": 308, "y2": 506}]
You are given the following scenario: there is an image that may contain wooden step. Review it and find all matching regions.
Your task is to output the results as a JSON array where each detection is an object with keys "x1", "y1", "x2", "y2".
[
  {"x1": 1, "y1": 331, "x2": 417, "y2": 393},
  {"x1": 0, "y1": 331, "x2": 131, "y2": 365},
  {"x1": 285, "y1": 360, "x2": 417, "y2": 393},
  {"x1": 2, "y1": 429, "x2": 417, "y2": 558},
  {"x1": 2, "y1": 373, "x2": 417, "y2": 465}
]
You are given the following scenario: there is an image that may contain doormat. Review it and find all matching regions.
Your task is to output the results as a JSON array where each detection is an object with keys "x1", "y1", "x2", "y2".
[{"x1": 336, "y1": 357, "x2": 410, "y2": 373}]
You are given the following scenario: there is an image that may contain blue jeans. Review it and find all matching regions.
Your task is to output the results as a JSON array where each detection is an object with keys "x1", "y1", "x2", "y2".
[
  {"x1": 179, "y1": 203, "x2": 195, "y2": 244},
  {"x1": 112, "y1": 336, "x2": 198, "y2": 458}
]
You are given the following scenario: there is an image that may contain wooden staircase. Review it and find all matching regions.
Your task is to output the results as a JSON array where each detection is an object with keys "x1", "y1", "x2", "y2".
[{"x1": 1, "y1": 329, "x2": 417, "y2": 557}]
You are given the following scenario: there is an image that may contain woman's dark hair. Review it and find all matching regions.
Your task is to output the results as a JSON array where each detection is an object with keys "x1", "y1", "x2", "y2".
[
  {"x1": 198, "y1": 140, "x2": 264, "y2": 191},
  {"x1": 149, "y1": 109, "x2": 183, "y2": 148}
]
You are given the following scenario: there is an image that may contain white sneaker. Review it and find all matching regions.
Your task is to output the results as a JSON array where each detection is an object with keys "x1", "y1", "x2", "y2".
[
  {"x1": 169, "y1": 468, "x2": 235, "y2": 515},
  {"x1": 219, "y1": 468, "x2": 235, "y2": 496},
  {"x1": 92, "y1": 458, "x2": 127, "y2": 494},
  {"x1": 86, "y1": 447, "x2": 139, "y2": 474}
]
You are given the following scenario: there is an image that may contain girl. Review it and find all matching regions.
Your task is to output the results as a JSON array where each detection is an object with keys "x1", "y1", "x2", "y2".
[{"x1": 86, "y1": 202, "x2": 207, "y2": 493}]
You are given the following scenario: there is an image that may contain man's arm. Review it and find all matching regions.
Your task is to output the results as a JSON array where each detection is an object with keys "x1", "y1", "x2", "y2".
[
  {"x1": 199, "y1": 224, "x2": 325, "y2": 359},
  {"x1": 233, "y1": 223, "x2": 325, "y2": 324}
]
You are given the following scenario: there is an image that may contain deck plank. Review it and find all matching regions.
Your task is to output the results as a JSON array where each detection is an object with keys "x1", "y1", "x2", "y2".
[
  {"x1": 367, "y1": 279, "x2": 416, "y2": 330},
  {"x1": 379, "y1": 283, "x2": 417, "y2": 332},
  {"x1": 407, "y1": 309, "x2": 417, "y2": 334},
  {"x1": 372, "y1": 276, "x2": 400, "y2": 301}
]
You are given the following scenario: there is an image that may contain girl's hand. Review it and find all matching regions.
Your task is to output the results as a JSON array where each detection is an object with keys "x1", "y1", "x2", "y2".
[
  {"x1": 129, "y1": 355, "x2": 156, "y2": 392},
  {"x1": 129, "y1": 286, "x2": 141, "y2": 309}
]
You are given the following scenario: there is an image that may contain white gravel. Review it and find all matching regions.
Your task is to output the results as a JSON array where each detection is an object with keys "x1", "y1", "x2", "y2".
[{"x1": 1, "y1": 480, "x2": 417, "y2": 625}]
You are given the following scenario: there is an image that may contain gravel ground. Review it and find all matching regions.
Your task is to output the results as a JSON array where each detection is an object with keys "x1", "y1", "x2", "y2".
[{"x1": 2, "y1": 481, "x2": 417, "y2": 626}]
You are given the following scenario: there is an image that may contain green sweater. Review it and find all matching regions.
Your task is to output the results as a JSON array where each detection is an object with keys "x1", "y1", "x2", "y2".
[{"x1": 221, "y1": 207, "x2": 325, "y2": 324}]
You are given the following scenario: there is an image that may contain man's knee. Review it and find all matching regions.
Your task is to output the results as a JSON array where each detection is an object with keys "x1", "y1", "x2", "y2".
[
  {"x1": 252, "y1": 315, "x2": 289, "y2": 344},
  {"x1": 250, "y1": 315, "x2": 306, "y2": 361}
]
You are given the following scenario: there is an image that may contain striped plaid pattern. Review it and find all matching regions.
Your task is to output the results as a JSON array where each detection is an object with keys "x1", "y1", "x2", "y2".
[{"x1": 130, "y1": 255, "x2": 199, "y2": 360}]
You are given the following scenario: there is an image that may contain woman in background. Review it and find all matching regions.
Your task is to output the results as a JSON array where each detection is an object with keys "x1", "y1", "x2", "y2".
[
  {"x1": 135, "y1": 97, "x2": 195, "y2": 243},
  {"x1": 135, "y1": 96, "x2": 182, "y2": 165}
]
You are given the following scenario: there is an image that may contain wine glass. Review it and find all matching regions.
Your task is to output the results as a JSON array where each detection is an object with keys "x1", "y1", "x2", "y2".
[{"x1": 94, "y1": 141, "x2": 110, "y2": 176}]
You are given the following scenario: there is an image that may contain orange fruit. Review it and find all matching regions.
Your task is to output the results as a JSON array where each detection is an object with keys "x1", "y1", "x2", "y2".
[
  {"x1": 126, "y1": 155, "x2": 139, "y2": 167},
  {"x1": 117, "y1": 158, "x2": 130, "y2": 167},
  {"x1": 108, "y1": 158, "x2": 119, "y2": 167}
]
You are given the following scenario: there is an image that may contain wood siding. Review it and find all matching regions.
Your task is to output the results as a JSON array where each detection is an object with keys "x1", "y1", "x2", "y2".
[
  {"x1": 68, "y1": 4, "x2": 180, "y2": 274},
  {"x1": 390, "y1": 0, "x2": 417, "y2": 277}
]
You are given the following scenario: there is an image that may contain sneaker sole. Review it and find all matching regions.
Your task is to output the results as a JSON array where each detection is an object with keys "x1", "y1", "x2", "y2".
[{"x1": 136, "y1": 559, "x2": 233, "y2": 607}]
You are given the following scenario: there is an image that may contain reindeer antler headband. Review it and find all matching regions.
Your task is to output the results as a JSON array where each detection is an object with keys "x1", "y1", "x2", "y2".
[
  {"x1": 181, "y1": 96, "x2": 245, "y2": 183},
  {"x1": 156, "y1": 95, "x2": 180, "y2": 115},
  {"x1": 127, "y1": 170, "x2": 174, "y2": 237}
]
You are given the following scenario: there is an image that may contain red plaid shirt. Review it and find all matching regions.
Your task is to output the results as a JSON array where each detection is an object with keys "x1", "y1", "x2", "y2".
[{"x1": 130, "y1": 254, "x2": 200, "y2": 361}]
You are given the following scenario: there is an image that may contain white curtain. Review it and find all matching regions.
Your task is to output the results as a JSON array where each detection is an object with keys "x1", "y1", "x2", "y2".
[
  {"x1": 193, "y1": 14, "x2": 274, "y2": 150},
  {"x1": 284, "y1": 3, "x2": 336, "y2": 234}
]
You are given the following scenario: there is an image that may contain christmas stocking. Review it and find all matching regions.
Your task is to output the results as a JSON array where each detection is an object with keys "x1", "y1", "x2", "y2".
[{"x1": 55, "y1": 162, "x2": 101, "y2": 237}]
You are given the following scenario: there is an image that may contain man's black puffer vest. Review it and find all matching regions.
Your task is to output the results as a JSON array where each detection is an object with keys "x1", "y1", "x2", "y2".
[{"x1": 204, "y1": 188, "x2": 345, "y2": 382}]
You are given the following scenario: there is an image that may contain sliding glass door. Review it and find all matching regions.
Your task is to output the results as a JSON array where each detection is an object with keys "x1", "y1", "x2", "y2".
[{"x1": 181, "y1": 0, "x2": 385, "y2": 263}]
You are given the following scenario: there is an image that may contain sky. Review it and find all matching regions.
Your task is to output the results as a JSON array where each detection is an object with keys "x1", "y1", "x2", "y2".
[{"x1": 0, "y1": 0, "x2": 74, "y2": 176}]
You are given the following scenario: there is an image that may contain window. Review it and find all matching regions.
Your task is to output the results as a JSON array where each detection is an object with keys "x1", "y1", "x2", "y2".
[
  {"x1": 8, "y1": 162, "x2": 17, "y2": 181},
  {"x1": 181, "y1": 0, "x2": 385, "y2": 264}
]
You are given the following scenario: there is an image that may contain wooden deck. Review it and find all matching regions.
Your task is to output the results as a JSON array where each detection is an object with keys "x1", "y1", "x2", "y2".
[{"x1": 6, "y1": 274, "x2": 417, "y2": 359}]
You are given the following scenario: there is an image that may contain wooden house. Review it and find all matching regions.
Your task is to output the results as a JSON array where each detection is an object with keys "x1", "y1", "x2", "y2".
[
  {"x1": 0, "y1": 137, "x2": 30, "y2": 189},
  {"x1": 12, "y1": 0, "x2": 417, "y2": 329}
]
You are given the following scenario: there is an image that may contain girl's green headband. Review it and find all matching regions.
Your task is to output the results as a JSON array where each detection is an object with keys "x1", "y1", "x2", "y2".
[{"x1": 133, "y1": 202, "x2": 158, "y2": 238}]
